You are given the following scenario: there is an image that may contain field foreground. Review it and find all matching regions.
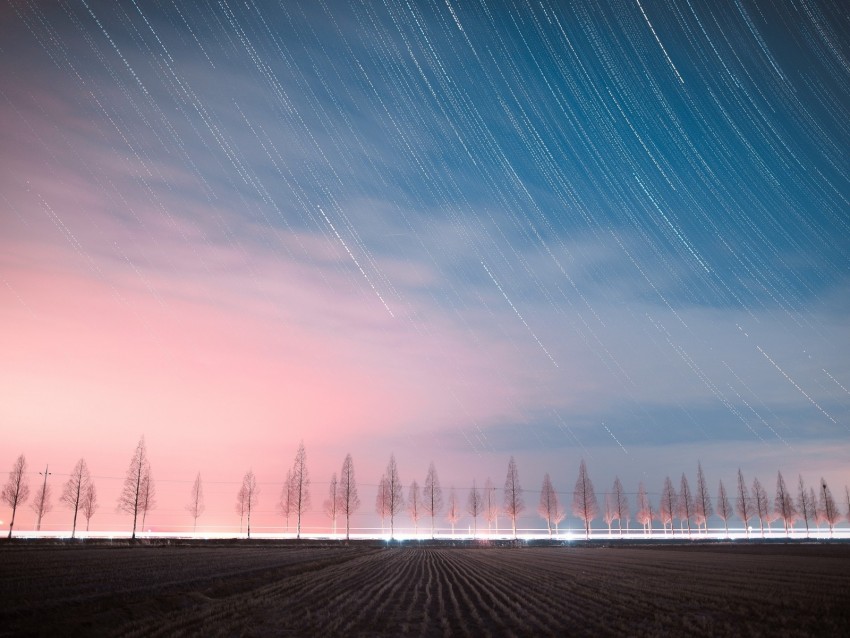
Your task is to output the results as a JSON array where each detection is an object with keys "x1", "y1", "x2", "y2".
[{"x1": 1, "y1": 541, "x2": 849, "y2": 636}]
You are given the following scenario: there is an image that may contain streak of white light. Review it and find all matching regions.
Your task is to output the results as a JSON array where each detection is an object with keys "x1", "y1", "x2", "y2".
[
  {"x1": 480, "y1": 260, "x2": 557, "y2": 367},
  {"x1": 635, "y1": 0, "x2": 685, "y2": 84},
  {"x1": 318, "y1": 206, "x2": 394, "y2": 318},
  {"x1": 756, "y1": 345, "x2": 839, "y2": 426}
]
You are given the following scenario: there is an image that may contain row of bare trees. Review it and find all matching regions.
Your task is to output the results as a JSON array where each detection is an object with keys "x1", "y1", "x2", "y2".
[
  {"x1": 1, "y1": 454, "x2": 99, "y2": 539},
  {"x1": 722, "y1": 468, "x2": 843, "y2": 538},
  {"x1": 572, "y1": 462, "x2": 846, "y2": 539},
  {"x1": 5, "y1": 442, "x2": 849, "y2": 539},
  {"x1": 234, "y1": 443, "x2": 361, "y2": 539},
  {"x1": 1, "y1": 439, "x2": 151, "y2": 539},
  {"x1": 357, "y1": 455, "x2": 847, "y2": 540}
]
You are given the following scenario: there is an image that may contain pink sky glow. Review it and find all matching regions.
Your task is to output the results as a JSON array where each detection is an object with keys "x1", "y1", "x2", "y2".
[{"x1": 2, "y1": 1, "x2": 848, "y2": 536}]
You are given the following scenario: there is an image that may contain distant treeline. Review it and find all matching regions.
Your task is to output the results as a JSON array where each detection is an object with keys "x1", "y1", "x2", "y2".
[{"x1": 3, "y1": 438, "x2": 848, "y2": 539}]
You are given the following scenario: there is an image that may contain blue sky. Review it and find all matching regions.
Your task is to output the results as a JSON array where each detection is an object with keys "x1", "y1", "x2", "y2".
[{"x1": 1, "y1": 0, "x2": 848, "y2": 531}]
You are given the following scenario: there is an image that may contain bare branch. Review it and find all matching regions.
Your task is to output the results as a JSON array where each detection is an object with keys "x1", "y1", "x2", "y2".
[
  {"x1": 446, "y1": 487, "x2": 460, "y2": 535},
  {"x1": 407, "y1": 480, "x2": 421, "y2": 534},
  {"x1": 117, "y1": 437, "x2": 153, "y2": 540},
  {"x1": 716, "y1": 480, "x2": 732, "y2": 537},
  {"x1": 774, "y1": 471, "x2": 795, "y2": 536},
  {"x1": 537, "y1": 473, "x2": 562, "y2": 537},
  {"x1": 678, "y1": 474, "x2": 693, "y2": 537},
  {"x1": 241, "y1": 470, "x2": 259, "y2": 538},
  {"x1": 503, "y1": 456, "x2": 524, "y2": 539},
  {"x1": 752, "y1": 477, "x2": 769, "y2": 537},
  {"x1": 572, "y1": 459, "x2": 598, "y2": 539},
  {"x1": 324, "y1": 472, "x2": 339, "y2": 535},
  {"x1": 291, "y1": 442, "x2": 310, "y2": 539},
  {"x1": 694, "y1": 462, "x2": 713, "y2": 532},
  {"x1": 338, "y1": 454, "x2": 360, "y2": 541},
  {"x1": 385, "y1": 454, "x2": 404, "y2": 539},
  {"x1": 30, "y1": 475, "x2": 53, "y2": 532},
  {"x1": 2, "y1": 454, "x2": 30, "y2": 539},
  {"x1": 636, "y1": 482, "x2": 652, "y2": 534},
  {"x1": 735, "y1": 469, "x2": 751, "y2": 537},
  {"x1": 467, "y1": 479, "x2": 482, "y2": 538},
  {"x1": 659, "y1": 476, "x2": 676, "y2": 535},
  {"x1": 422, "y1": 462, "x2": 443, "y2": 538},
  {"x1": 61, "y1": 459, "x2": 91, "y2": 538},
  {"x1": 186, "y1": 472, "x2": 205, "y2": 534},
  {"x1": 81, "y1": 482, "x2": 98, "y2": 532}
]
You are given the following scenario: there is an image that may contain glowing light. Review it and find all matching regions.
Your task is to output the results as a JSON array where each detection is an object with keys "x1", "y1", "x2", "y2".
[{"x1": 9, "y1": 527, "x2": 849, "y2": 541}]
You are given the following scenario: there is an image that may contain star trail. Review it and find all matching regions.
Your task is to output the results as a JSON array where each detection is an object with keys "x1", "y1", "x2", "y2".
[{"x1": 1, "y1": 0, "x2": 847, "y2": 532}]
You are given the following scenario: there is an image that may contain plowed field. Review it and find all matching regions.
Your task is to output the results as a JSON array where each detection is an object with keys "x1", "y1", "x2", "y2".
[{"x1": 2, "y1": 541, "x2": 849, "y2": 636}]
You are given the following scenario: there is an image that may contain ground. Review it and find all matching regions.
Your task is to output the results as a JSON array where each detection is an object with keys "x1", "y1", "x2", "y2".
[{"x1": 1, "y1": 539, "x2": 849, "y2": 636}]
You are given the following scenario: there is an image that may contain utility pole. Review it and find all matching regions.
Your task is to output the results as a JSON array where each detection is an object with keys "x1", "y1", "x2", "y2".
[{"x1": 37, "y1": 465, "x2": 51, "y2": 531}]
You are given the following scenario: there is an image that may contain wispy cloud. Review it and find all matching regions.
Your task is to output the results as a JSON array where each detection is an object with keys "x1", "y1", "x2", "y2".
[{"x1": 1, "y1": 1, "x2": 848, "y2": 533}]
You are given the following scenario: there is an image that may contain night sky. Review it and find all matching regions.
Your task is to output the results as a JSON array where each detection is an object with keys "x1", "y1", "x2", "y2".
[{"x1": 1, "y1": 0, "x2": 848, "y2": 533}]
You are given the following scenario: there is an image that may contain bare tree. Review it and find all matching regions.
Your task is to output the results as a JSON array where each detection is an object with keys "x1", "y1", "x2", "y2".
[
  {"x1": 538, "y1": 473, "x2": 562, "y2": 537},
  {"x1": 483, "y1": 477, "x2": 497, "y2": 533},
  {"x1": 678, "y1": 474, "x2": 694, "y2": 537},
  {"x1": 603, "y1": 492, "x2": 616, "y2": 535},
  {"x1": 279, "y1": 469, "x2": 294, "y2": 532},
  {"x1": 818, "y1": 478, "x2": 840, "y2": 535},
  {"x1": 845, "y1": 485, "x2": 850, "y2": 525},
  {"x1": 553, "y1": 497, "x2": 566, "y2": 533},
  {"x1": 572, "y1": 459, "x2": 598, "y2": 539},
  {"x1": 646, "y1": 496, "x2": 655, "y2": 535},
  {"x1": 636, "y1": 481, "x2": 652, "y2": 534},
  {"x1": 82, "y1": 482, "x2": 98, "y2": 531},
  {"x1": 139, "y1": 469, "x2": 156, "y2": 531},
  {"x1": 291, "y1": 442, "x2": 310, "y2": 539},
  {"x1": 797, "y1": 475, "x2": 815, "y2": 538},
  {"x1": 324, "y1": 472, "x2": 339, "y2": 535},
  {"x1": 762, "y1": 486, "x2": 777, "y2": 534},
  {"x1": 186, "y1": 472, "x2": 205, "y2": 534},
  {"x1": 752, "y1": 477, "x2": 769, "y2": 537},
  {"x1": 716, "y1": 480, "x2": 732, "y2": 537},
  {"x1": 612, "y1": 477, "x2": 629, "y2": 535},
  {"x1": 765, "y1": 505, "x2": 778, "y2": 532},
  {"x1": 236, "y1": 483, "x2": 247, "y2": 534},
  {"x1": 735, "y1": 469, "x2": 752, "y2": 538},
  {"x1": 658, "y1": 476, "x2": 679, "y2": 534},
  {"x1": 774, "y1": 471, "x2": 796, "y2": 536},
  {"x1": 407, "y1": 480, "x2": 421, "y2": 534},
  {"x1": 694, "y1": 462, "x2": 713, "y2": 533},
  {"x1": 808, "y1": 486, "x2": 819, "y2": 531},
  {"x1": 467, "y1": 479, "x2": 482, "y2": 537},
  {"x1": 61, "y1": 459, "x2": 91, "y2": 538},
  {"x1": 814, "y1": 500, "x2": 826, "y2": 530},
  {"x1": 242, "y1": 470, "x2": 259, "y2": 538},
  {"x1": 30, "y1": 470, "x2": 53, "y2": 532},
  {"x1": 659, "y1": 476, "x2": 676, "y2": 535},
  {"x1": 338, "y1": 453, "x2": 360, "y2": 541},
  {"x1": 385, "y1": 454, "x2": 404, "y2": 539},
  {"x1": 376, "y1": 474, "x2": 390, "y2": 533},
  {"x1": 446, "y1": 487, "x2": 460, "y2": 535},
  {"x1": 2, "y1": 454, "x2": 30, "y2": 538},
  {"x1": 503, "y1": 457, "x2": 524, "y2": 539},
  {"x1": 117, "y1": 437, "x2": 153, "y2": 540},
  {"x1": 652, "y1": 500, "x2": 665, "y2": 533},
  {"x1": 423, "y1": 462, "x2": 443, "y2": 538}
]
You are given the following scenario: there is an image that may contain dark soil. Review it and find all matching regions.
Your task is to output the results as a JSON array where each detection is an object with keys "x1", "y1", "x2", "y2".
[{"x1": 1, "y1": 539, "x2": 848, "y2": 636}]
